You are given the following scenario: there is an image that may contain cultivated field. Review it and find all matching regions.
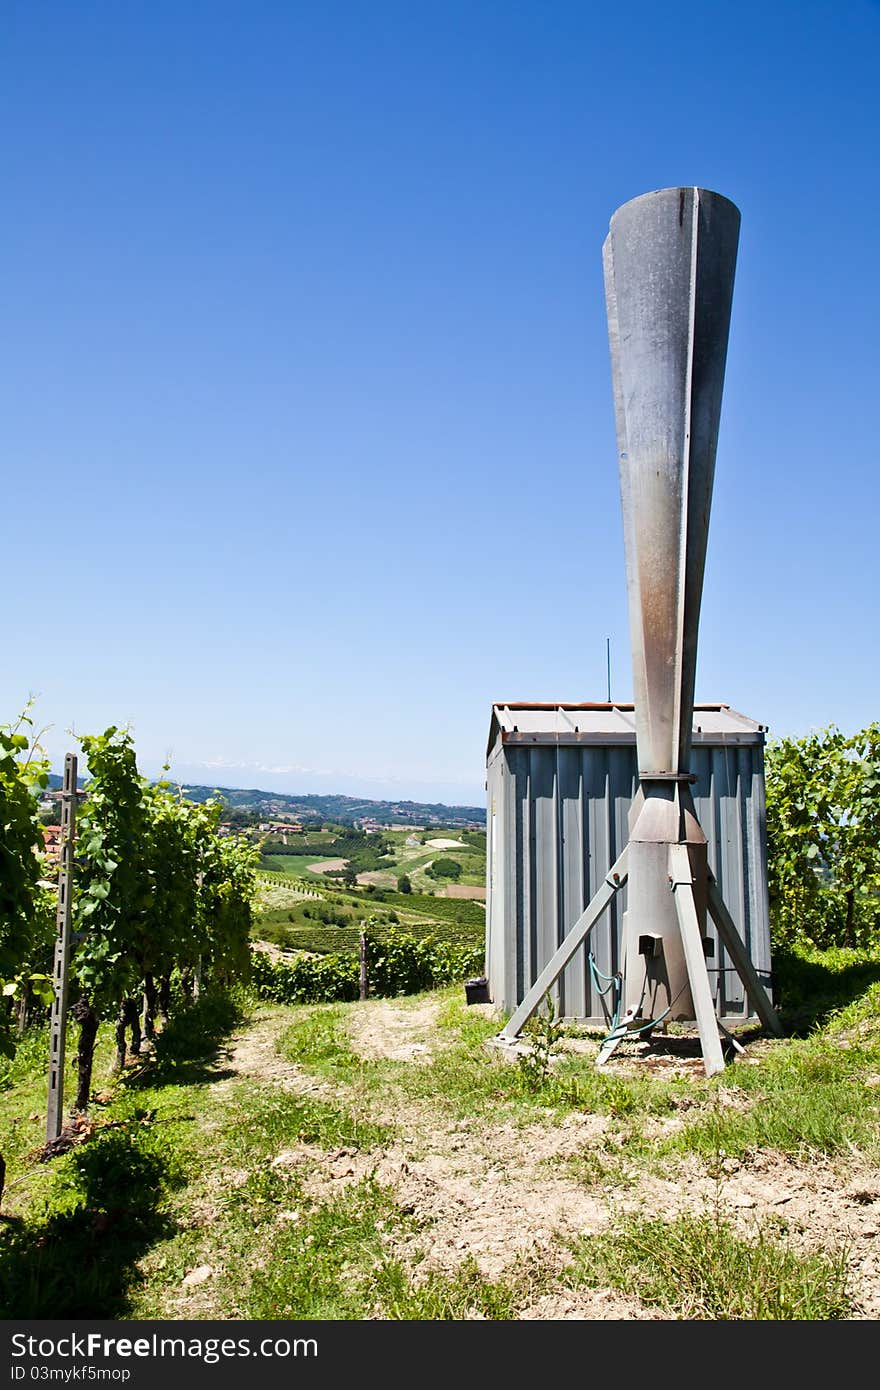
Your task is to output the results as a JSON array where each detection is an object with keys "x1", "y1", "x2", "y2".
[{"x1": 259, "y1": 827, "x2": 487, "y2": 896}]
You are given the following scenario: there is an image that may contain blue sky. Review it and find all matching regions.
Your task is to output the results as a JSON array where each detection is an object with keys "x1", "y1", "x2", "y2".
[{"x1": 3, "y1": 0, "x2": 878, "y2": 805}]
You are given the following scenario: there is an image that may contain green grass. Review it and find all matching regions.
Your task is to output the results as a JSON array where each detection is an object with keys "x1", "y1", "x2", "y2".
[
  {"x1": 774, "y1": 943, "x2": 880, "y2": 1030},
  {"x1": 0, "y1": 1024, "x2": 67, "y2": 1185},
  {"x1": 271, "y1": 946, "x2": 880, "y2": 1182},
  {"x1": 243, "y1": 1177, "x2": 410, "y2": 1318},
  {"x1": 372, "y1": 1255, "x2": 518, "y2": 1320},
  {"x1": 565, "y1": 1211, "x2": 851, "y2": 1319},
  {"x1": 273, "y1": 991, "x2": 706, "y2": 1139},
  {"x1": 277, "y1": 1006, "x2": 363, "y2": 1078},
  {"x1": 233, "y1": 1077, "x2": 389, "y2": 1157}
]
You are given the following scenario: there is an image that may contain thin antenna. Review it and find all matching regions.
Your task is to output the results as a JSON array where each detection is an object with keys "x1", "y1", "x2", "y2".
[{"x1": 606, "y1": 637, "x2": 611, "y2": 702}]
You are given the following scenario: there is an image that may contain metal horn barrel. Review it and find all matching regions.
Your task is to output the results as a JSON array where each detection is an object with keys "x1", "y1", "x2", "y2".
[
  {"x1": 604, "y1": 188, "x2": 739, "y2": 1038},
  {"x1": 603, "y1": 187, "x2": 739, "y2": 777}
]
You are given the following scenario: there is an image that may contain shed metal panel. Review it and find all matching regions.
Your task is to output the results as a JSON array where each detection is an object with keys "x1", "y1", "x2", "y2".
[{"x1": 486, "y1": 703, "x2": 772, "y2": 1027}]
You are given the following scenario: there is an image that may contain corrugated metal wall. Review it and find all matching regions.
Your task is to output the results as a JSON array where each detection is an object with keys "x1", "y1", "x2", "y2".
[{"x1": 486, "y1": 738, "x2": 771, "y2": 1026}]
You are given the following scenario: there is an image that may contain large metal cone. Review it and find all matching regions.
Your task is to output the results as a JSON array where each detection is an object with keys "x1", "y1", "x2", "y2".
[{"x1": 603, "y1": 188, "x2": 740, "y2": 776}]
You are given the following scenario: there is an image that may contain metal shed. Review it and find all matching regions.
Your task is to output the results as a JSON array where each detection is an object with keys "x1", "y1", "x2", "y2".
[{"x1": 485, "y1": 702, "x2": 772, "y2": 1027}]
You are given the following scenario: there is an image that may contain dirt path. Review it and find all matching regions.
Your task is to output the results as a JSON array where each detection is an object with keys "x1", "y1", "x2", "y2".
[{"x1": 171, "y1": 999, "x2": 880, "y2": 1319}]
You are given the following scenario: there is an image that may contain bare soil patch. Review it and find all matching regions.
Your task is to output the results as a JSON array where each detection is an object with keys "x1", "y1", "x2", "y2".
[{"x1": 347, "y1": 998, "x2": 445, "y2": 1062}]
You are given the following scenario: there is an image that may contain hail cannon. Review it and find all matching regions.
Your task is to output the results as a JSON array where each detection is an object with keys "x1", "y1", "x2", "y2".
[{"x1": 497, "y1": 188, "x2": 781, "y2": 1075}]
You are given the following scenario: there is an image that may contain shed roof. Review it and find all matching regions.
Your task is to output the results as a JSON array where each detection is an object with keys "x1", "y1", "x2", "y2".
[{"x1": 487, "y1": 702, "x2": 765, "y2": 760}]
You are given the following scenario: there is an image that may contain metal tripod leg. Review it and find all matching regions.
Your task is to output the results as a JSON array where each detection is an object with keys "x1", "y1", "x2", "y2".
[
  {"x1": 497, "y1": 848, "x2": 628, "y2": 1042},
  {"x1": 706, "y1": 873, "x2": 783, "y2": 1037},
  {"x1": 668, "y1": 844, "x2": 726, "y2": 1078}
]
